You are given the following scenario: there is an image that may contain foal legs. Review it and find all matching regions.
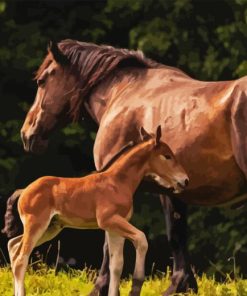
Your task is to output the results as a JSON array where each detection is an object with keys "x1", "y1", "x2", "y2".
[
  {"x1": 9, "y1": 215, "x2": 51, "y2": 296},
  {"x1": 99, "y1": 215, "x2": 148, "y2": 296},
  {"x1": 129, "y1": 230, "x2": 148, "y2": 296},
  {"x1": 89, "y1": 234, "x2": 110, "y2": 296},
  {"x1": 106, "y1": 232, "x2": 124, "y2": 296},
  {"x1": 8, "y1": 235, "x2": 23, "y2": 266}
]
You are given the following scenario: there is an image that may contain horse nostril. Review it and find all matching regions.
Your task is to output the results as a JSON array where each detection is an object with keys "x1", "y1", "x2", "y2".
[{"x1": 177, "y1": 178, "x2": 189, "y2": 190}]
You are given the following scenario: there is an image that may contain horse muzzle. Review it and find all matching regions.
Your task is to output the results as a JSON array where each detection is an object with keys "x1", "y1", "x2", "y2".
[
  {"x1": 173, "y1": 178, "x2": 189, "y2": 193},
  {"x1": 21, "y1": 131, "x2": 48, "y2": 154}
]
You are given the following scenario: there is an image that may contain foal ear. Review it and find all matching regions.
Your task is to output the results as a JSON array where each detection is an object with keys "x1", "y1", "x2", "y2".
[
  {"x1": 155, "y1": 125, "x2": 162, "y2": 145},
  {"x1": 48, "y1": 41, "x2": 68, "y2": 65},
  {"x1": 140, "y1": 127, "x2": 151, "y2": 141}
]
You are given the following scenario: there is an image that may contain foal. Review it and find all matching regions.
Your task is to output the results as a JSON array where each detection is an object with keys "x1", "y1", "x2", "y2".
[{"x1": 7, "y1": 126, "x2": 188, "y2": 296}]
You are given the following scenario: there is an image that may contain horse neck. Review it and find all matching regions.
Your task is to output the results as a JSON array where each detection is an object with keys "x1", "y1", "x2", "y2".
[
  {"x1": 107, "y1": 140, "x2": 154, "y2": 192},
  {"x1": 88, "y1": 67, "x2": 144, "y2": 124}
]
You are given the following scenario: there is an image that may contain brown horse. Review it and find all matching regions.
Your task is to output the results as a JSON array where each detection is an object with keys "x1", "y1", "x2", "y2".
[
  {"x1": 19, "y1": 39, "x2": 247, "y2": 295},
  {"x1": 6, "y1": 127, "x2": 188, "y2": 296}
]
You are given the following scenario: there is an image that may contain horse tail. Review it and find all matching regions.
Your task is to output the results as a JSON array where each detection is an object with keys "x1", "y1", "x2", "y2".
[{"x1": 1, "y1": 189, "x2": 23, "y2": 238}]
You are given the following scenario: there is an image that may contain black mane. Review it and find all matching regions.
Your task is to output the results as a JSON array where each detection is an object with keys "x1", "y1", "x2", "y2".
[{"x1": 58, "y1": 39, "x2": 163, "y2": 121}]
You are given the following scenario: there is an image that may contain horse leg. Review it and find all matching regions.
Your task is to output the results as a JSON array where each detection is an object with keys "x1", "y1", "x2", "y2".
[
  {"x1": 10, "y1": 214, "x2": 51, "y2": 296},
  {"x1": 160, "y1": 194, "x2": 197, "y2": 296},
  {"x1": 129, "y1": 230, "x2": 148, "y2": 296},
  {"x1": 36, "y1": 219, "x2": 63, "y2": 247},
  {"x1": 89, "y1": 233, "x2": 111, "y2": 296},
  {"x1": 98, "y1": 215, "x2": 148, "y2": 296},
  {"x1": 105, "y1": 231, "x2": 124, "y2": 296},
  {"x1": 8, "y1": 235, "x2": 23, "y2": 265},
  {"x1": 9, "y1": 219, "x2": 62, "y2": 267}
]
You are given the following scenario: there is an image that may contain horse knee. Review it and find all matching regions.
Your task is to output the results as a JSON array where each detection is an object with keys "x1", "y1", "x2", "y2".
[
  {"x1": 8, "y1": 237, "x2": 19, "y2": 253},
  {"x1": 13, "y1": 255, "x2": 28, "y2": 278},
  {"x1": 97, "y1": 217, "x2": 111, "y2": 230},
  {"x1": 134, "y1": 232, "x2": 148, "y2": 254}
]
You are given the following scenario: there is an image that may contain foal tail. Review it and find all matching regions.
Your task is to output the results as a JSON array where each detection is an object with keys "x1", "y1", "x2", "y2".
[{"x1": 1, "y1": 189, "x2": 23, "y2": 238}]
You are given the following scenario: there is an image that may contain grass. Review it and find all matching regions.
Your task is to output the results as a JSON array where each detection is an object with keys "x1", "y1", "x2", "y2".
[{"x1": 1, "y1": 264, "x2": 247, "y2": 296}]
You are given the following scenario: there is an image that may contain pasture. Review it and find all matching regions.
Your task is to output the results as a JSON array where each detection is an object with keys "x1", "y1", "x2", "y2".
[
  {"x1": 2, "y1": 1, "x2": 247, "y2": 295},
  {"x1": 0, "y1": 265, "x2": 247, "y2": 296}
]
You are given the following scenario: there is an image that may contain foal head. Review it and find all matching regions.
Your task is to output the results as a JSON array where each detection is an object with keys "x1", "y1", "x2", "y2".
[{"x1": 141, "y1": 126, "x2": 189, "y2": 193}]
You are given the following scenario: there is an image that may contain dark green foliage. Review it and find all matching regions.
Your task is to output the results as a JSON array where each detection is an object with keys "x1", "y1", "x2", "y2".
[{"x1": 1, "y1": 0, "x2": 247, "y2": 275}]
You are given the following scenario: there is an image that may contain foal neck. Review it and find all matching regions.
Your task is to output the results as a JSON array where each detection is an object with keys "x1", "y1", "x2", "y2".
[{"x1": 107, "y1": 140, "x2": 154, "y2": 192}]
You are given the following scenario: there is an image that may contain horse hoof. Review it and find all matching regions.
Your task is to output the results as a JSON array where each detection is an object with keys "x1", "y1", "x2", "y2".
[
  {"x1": 88, "y1": 273, "x2": 110, "y2": 296},
  {"x1": 129, "y1": 288, "x2": 141, "y2": 296},
  {"x1": 129, "y1": 292, "x2": 140, "y2": 296},
  {"x1": 88, "y1": 288, "x2": 99, "y2": 296},
  {"x1": 162, "y1": 271, "x2": 198, "y2": 296},
  {"x1": 88, "y1": 286, "x2": 110, "y2": 296},
  {"x1": 161, "y1": 286, "x2": 176, "y2": 296}
]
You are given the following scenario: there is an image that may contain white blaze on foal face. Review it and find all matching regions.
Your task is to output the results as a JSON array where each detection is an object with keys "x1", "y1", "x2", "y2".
[
  {"x1": 148, "y1": 144, "x2": 189, "y2": 193},
  {"x1": 149, "y1": 155, "x2": 176, "y2": 188}
]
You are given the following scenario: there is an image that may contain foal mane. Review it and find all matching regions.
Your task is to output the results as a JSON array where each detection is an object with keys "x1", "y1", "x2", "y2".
[
  {"x1": 98, "y1": 134, "x2": 155, "y2": 172},
  {"x1": 98, "y1": 141, "x2": 135, "y2": 172},
  {"x1": 35, "y1": 39, "x2": 165, "y2": 121}
]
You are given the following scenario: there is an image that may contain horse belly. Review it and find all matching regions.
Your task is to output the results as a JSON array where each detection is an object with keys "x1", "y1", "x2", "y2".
[
  {"x1": 172, "y1": 121, "x2": 245, "y2": 206},
  {"x1": 178, "y1": 156, "x2": 245, "y2": 206},
  {"x1": 58, "y1": 215, "x2": 99, "y2": 229}
]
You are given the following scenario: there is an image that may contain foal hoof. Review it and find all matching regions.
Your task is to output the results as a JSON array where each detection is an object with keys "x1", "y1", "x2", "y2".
[
  {"x1": 129, "y1": 278, "x2": 144, "y2": 296},
  {"x1": 129, "y1": 292, "x2": 141, "y2": 296},
  {"x1": 88, "y1": 273, "x2": 110, "y2": 296},
  {"x1": 88, "y1": 288, "x2": 98, "y2": 296},
  {"x1": 88, "y1": 286, "x2": 110, "y2": 296}
]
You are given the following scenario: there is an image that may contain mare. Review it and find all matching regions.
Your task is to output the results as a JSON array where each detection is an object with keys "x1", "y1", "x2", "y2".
[
  {"x1": 5, "y1": 127, "x2": 188, "y2": 296},
  {"x1": 19, "y1": 40, "x2": 247, "y2": 295}
]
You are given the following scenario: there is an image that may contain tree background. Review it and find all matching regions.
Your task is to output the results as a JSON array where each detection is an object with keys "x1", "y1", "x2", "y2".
[{"x1": 1, "y1": 0, "x2": 247, "y2": 278}]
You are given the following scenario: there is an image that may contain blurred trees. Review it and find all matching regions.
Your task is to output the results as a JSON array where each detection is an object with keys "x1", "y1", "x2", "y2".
[{"x1": 1, "y1": 0, "x2": 247, "y2": 276}]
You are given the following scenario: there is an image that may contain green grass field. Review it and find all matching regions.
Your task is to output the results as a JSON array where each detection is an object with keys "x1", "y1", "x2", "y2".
[{"x1": 1, "y1": 265, "x2": 247, "y2": 296}]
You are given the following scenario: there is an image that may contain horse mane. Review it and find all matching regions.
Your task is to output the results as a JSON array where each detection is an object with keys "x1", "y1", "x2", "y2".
[
  {"x1": 34, "y1": 54, "x2": 53, "y2": 81},
  {"x1": 35, "y1": 39, "x2": 165, "y2": 121},
  {"x1": 98, "y1": 141, "x2": 135, "y2": 172}
]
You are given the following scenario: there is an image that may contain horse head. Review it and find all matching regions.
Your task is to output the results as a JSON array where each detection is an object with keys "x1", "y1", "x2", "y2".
[
  {"x1": 21, "y1": 41, "x2": 80, "y2": 153},
  {"x1": 21, "y1": 39, "x2": 158, "y2": 154}
]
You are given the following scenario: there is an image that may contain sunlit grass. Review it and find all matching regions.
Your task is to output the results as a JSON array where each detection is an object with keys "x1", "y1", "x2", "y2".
[{"x1": 1, "y1": 265, "x2": 247, "y2": 295}]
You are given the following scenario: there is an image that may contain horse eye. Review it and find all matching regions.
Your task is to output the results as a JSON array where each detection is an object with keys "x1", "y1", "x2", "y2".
[
  {"x1": 37, "y1": 79, "x2": 45, "y2": 87},
  {"x1": 164, "y1": 154, "x2": 172, "y2": 160}
]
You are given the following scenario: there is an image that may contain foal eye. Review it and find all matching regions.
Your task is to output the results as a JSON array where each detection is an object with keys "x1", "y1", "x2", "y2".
[
  {"x1": 164, "y1": 155, "x2": 172, "y2": 160},
  {"x1": 37, "y1": 79, "x2": 45, "y2": 87}
]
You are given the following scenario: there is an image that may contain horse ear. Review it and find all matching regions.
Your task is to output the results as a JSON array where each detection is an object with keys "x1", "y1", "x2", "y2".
[
  {"x1": 48, "y1": 41, "x2": 68, "y2": 64},
  {"x1": 140, "y1": 127, "x2": 151, "y2": 141},
  {"x1": 155, "y1": 125, "x2": 162, "y2": 145}
]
